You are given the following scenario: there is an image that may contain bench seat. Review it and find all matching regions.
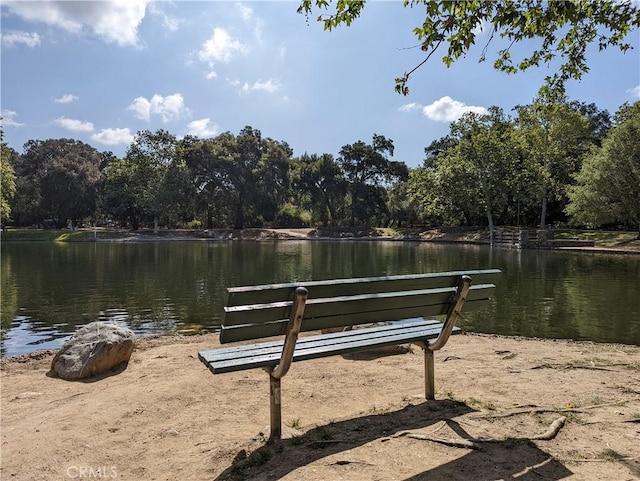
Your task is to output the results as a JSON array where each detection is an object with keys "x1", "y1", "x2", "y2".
[{"x1": 199, "y1": 318, "x2": 459, "y2": 374}]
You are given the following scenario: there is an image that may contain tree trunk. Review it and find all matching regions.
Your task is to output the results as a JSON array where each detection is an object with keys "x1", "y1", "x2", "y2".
[
  {"x1": 153, "y1": 217, "x2": 159, "y2": 234},
  {"x1": 234, "y1": 204, "x2": 244, "y2": 230},
  {"x1": 206, "y1": 208, "x2": 213, "y2": 230},
  {"x1": 540, "y1": 196, "x2": 548, "y2": 228},
  {"x1": 486, "y1": 209, "x2": 495, "y2": 246}
]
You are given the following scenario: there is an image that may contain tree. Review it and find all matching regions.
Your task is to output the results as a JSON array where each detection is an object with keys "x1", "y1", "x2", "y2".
[
  {"x1": 448, "y1": 107, "x2": 519, "y2": 234},
  {"x1": 100, "y1": 157, "x2": 138, "y2": 228},
  {"x1": 566, "y1": 102, "x2": 640, "y2": 237},
  {"x1": 386, "y1": 179, "x2": 418, "y2": 227},
  {"x1": 515, "y1": 94, "x2": 592, "y2": 227},
  {"x1": 180, "y1": 136, "x2": 223, "y2": 229},
  {"x1": 337, "y1": 134, "x2": 409, "y2": 225},
  {"x1": 1, "y1": 129, "x2": 17, "y2": 224},
  {"x1": 567, "y1": 100, "x2": 612, "y2": 147},
  {"x1": 254, "y1": 137, "x2": 294, "y2": 225},
  {"x1": 298, "y1": 0, "x2": 640, "y2": 95},
  {"x1": 293, "y1": 153, "x2": 346, "y2": 226},
  {"x1": 101, "y1": 130, "x2": 192, "y2": 230},
  {"x1": 181, "y1": 127, "x2": 293, "y2": 229},
  {"x1": 12, "y1": 139, "x2": 102, "y2": 228}
]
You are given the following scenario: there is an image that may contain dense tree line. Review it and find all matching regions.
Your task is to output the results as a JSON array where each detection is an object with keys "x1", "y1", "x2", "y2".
[{"x1": 1, "y1": 98, "x2": 639, "y2": 236}]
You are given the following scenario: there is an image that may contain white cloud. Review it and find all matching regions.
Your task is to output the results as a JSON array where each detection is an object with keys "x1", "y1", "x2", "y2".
[
  {"x1": 237, "y1": 3, "x2": 253, "y2": 22},
  {"x1": 205, "y1": 71, "x2": 218, "y2": 80},
  {"x1": 3, "y1": 0, "x2": 149, "y2": 47},
  {"x1": 398, "y1": 103, "x2": 420, "y2": 112},
  {"x1": 0, "y1": 110, "x2": 25, "y2": 127},
  {"x1": 187, "y1": 118, "x2": 219, "y2": 138},
  {"x1": 241, "y1": 79, "x2": 281, "y2": 94},
  {"x1": 54, "y1": 117, "x2": 94, "y2": 132},
  {"x1": 198, "y1": 27, "x2": 249, "y2": 71},
  {"x1": 627, "y1": 85, "x2": 640, "y2": 99},
  {"x1": 147, "y1": 2, "x2": 183, "y2": 32},
  {"x1": 92, "y1": 128, "x2": 134, "y2": 146},
  {"x1": 422, "y1": 96, "x2": 488, "y2": 122},
  {"x1": 127, "y1": 93, "x2": 189, "y2": 122},
  {"x1": 54, "y1": 94, "x2": 79, "y2": 104},
  {"x1": 1, "y1": 31, "x2": 41, "y2": 48}
]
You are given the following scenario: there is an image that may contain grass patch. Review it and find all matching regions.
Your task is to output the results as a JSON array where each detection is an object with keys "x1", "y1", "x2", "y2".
[
  {"x1": 285, "y1": 418, "x2": 301, "y2": 429},
  {"x1": 553, "y1": 229, "x2": 639, "y2": 247},
  {"x1": 438, "y1": 387, "x2": 457, "y2": 401},
  {"x1": 2, "y1": 229, "x2": 95, "y2": 242},
  {"x1": 597, "y1": 449, "x2": 626, "y2": 462},
  {"x1": 467, "y1": 397, "x2": 496, "y2": 410},
  {"x1": 563, "y1": 411, "x2": 583, "y2": 423}
]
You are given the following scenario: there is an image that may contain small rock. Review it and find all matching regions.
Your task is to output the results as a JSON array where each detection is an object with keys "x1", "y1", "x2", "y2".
[{"x1": 50, "y1": 322, "x2": 136, "y2": 380}]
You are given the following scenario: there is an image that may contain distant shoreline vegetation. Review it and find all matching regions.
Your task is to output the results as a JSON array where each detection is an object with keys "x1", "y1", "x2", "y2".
[
  {"x1": 1, "y1": 227, "x2": 638, "y2": 254},
  {"x1": 2, "y1": 102, "x2": 639, "y2": 240}
]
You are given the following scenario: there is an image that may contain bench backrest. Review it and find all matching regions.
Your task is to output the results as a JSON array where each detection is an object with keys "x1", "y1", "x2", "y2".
[{"x1": 220, "y1": 269, "x2": 501, "y2": 343}]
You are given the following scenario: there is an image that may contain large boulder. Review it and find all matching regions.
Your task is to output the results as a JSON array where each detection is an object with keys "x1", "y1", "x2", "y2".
[{"x1": 51, "y1": 322, "x2": 136, "y2": 380}]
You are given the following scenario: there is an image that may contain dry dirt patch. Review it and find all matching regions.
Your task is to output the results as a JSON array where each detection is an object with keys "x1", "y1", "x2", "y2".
[{"x1": 1, "y1": 333, "x2": 639, "y2": 480}]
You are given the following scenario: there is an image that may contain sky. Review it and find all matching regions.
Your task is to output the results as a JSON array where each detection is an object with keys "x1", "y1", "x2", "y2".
[{"x1": 1, "y1": 1, "x2": 639, "y2": 168}]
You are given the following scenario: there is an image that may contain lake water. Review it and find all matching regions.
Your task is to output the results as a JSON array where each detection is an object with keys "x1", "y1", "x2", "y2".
[{"x1": 1, "y1": 240, "x2": 639, "y2": 357}]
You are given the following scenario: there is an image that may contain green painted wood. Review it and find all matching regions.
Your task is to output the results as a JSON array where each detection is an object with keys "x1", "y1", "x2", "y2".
[
  {"x1": 202, "y1": 318, "x2": 443, "y2": 363},
  {"x1": 202, "y1": 321, "x2": 460, "y2": 374},
  {"x1": 226, "y1": 269, "x2": 501, "y2": 307},
  {"x1": 223, "y1": 284, "x2": 494, "y2": 327},
  {"x1": 219, "y1": 297, "x2": 490, "y2": 343}
]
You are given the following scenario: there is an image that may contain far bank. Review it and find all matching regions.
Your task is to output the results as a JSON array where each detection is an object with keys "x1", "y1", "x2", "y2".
[{"x1": 2, "y1": 226, "x2": 639, "y2": 254}]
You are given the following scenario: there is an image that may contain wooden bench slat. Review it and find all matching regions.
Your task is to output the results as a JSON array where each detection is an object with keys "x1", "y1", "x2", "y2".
[
  {"x1": 226, "y1": 269, "x2": 502, "y2": 306},
  {"x1": 201, "y1": 318, "x2": 444, "y2": 363},
  {"x1": 223, "y1": 283, "x2": 496, "y2": 327},
  {"x1": 201, "y1": 320, "x2": 458, "y2": 374},
  {"x1": 219, "y1": 297, "x2": 491, "y2": 343}
]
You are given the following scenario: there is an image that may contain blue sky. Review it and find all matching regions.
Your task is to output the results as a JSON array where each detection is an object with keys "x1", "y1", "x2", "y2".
[{"x1": 1, "y1": 1, "x2": 639, "y2": 168}]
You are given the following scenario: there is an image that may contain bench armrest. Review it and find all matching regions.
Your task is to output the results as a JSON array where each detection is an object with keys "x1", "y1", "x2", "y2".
[
  {"x1": 270, "y1": 287, "x2": 308, "y2": 379},
  {"x1": 428, "y1": 275, "x2": 471, "y2": 351}
]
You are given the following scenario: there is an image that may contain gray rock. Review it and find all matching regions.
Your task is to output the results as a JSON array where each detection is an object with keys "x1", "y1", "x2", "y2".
[{"x1": 51, "y1": 322, "x2": 136, "y2": 380}]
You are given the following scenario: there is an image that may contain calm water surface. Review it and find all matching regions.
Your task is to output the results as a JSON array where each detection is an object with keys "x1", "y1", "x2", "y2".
[{"x1": 1, "y1": 241, "x2": 639, "y2": 356}]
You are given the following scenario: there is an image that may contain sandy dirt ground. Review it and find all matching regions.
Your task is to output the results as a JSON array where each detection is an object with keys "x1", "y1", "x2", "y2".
[{"x1": 1, "y1": 333, "x2": 639, "y2": 481}]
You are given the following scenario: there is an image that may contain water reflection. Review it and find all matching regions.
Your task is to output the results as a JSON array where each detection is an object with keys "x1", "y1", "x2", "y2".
[{"x1": 1, "y1": 240, "x2": 638, "y2": 356}]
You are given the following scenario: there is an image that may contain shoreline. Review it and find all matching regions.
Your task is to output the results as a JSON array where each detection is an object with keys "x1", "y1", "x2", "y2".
[
  {"x1": 1, "y1": 332, "x2": 639, "y2": 480},
  {"x1": 2, "y1": 226, "x2": 639, "y2": 254}
]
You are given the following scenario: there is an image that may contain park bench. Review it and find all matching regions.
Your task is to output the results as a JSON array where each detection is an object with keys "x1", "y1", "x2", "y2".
[{"x1": 198, "y1": 268, "x2": 501, "y2": 441}]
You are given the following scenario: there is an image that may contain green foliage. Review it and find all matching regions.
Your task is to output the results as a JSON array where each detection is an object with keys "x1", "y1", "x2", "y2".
[
  {"x1": 337, "y1": 134, "x2": 409, "y2": 225},
  {"x1": 3, "y1": 101, "x2": 633, "y2": 232},
  {"x1": 409, "y1": 107, "x2": 525, "y2": 228},
  {"x1": 292, "y1": 153, "x2": 346, "y2": 226},
  {"x1": 11, "y1": 138, "x2": 102, "y2": 228},
  {"x1": 515, "y1": 93, "x2": 593, "y2": 227},
  {"x1": 298, "y1": 0, "x2": 640, "y2": 95},
  {"x1": 567, "y1": 102, "x2": 640, "y2": 235},
  {"x1": 1, "y1": 136, "x2": 17, "y2": 223},
  {"x1": 448, "y1": 107, "x2": 521, "y2": 232},
  {"x1": 179, "y1": 127, "x2": 293, "y2": 229}
]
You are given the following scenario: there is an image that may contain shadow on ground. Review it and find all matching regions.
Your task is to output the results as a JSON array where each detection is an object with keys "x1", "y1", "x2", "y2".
[{"x1": 212, "y1": 400, "x2": 573, "y2": 481}]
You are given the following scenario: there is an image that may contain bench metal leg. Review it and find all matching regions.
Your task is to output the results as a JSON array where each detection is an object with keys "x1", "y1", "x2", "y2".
[
  {"x1": 268, "y1": 374, "x2": 282, "y2": 441},
  {"x1": 424, "y1": 348, "x2": 435, "y2": 400}
]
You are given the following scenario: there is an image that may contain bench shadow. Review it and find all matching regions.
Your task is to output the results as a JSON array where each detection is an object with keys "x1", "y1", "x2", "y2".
[
  {"x1": 403, "y1": 420, "x2": 573, "y2": 480},
  {"x1": 213, "y1": 400, "x2": 472, "y2": 481},
  {"x1": 213, "y1": 402, "x2": 573, "y2": 481}
]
